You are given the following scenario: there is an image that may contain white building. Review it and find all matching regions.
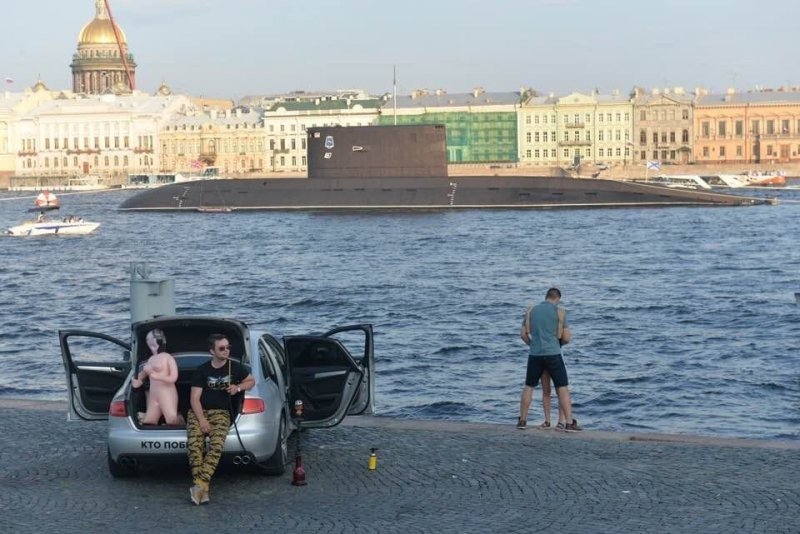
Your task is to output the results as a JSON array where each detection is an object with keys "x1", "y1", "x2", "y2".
[{"x1": 12, "y1": 89, "x2": 193, "y2": 178}]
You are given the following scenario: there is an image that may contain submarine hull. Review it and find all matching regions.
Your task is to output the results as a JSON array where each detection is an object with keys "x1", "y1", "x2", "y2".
[{"x1": 118, "y1": 175, "x2": 766, "y2": 211}]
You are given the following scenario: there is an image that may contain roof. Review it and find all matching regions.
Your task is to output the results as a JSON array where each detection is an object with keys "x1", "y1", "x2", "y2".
[
  {"x1": 696, "y1": 91, "x2": 800, "y2": 106},
  {"x1": 383, "y1": 91, "x2": 523, "y2": 110},
  {"x1": 267, "y1": 98, "x2": 383, "y2": 112}
]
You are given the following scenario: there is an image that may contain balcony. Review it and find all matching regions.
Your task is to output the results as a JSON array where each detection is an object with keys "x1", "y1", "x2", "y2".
[
  {"x1": 564, "y1": 122, "x2": 586, "y2": 128},
  {"x1": 18, "y1": 151, "x2": 37, "y2": 156},
  {"x1": 133, "y1": 147, "x2": 154, "y2": 154},
  {"x1": 199, "y1": 152, "x2": 217, "y2": 159},
  {"x1": 66, "y1": 148, "x2": 100, "y2": 155},
  {"x1": 557, "y1": 140, "x2": 592, "y2": 147}
]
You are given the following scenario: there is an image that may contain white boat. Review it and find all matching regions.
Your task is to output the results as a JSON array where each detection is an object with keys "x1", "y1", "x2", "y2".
[
  {"x1": 640, "y1": 175, "x2": 712, "y2": 190},
  {"x1": 700, "y1": 174, "x2": 748, "y2": 188},
  {"x1": 7, "y1": 191, "x2": 100, "y2": 236},
  {"x1": 8, "y1": 219, "x2": 101, "y2": 237}
]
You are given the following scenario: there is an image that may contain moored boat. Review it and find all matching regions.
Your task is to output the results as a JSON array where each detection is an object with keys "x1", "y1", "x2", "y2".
[
  {"x1": 743, "y1": 170, "x2": 787, "y2": 187},
  {"x1": 7, "y1": 191, "x2": 100, "y2": 237}
]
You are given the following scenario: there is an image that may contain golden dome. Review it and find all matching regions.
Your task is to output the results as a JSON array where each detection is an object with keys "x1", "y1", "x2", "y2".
[{"x1": 78, "y1": 1, "x2": 127, "y2": 46}]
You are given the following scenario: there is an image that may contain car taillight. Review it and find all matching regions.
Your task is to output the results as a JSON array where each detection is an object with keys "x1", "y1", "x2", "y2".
[
  {"x1": 241, "y1": 398, "x2": 265, "y2": 414},
  {"x1": 109, "y1": 400, "x2": 127, "y2": 417}
]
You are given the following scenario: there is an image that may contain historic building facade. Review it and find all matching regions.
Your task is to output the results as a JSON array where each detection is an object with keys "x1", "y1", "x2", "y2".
[
  {"x1": 160, "y1": 108, "x2": 265, "y2": 175},
  {"x1": 632, "y1": 88, "x2": 694, "y2": 164},
  {"x1": 12, "y1": 91, "x2": 192, "y2": 178},
  {"x1": 694, "y1": 90, "x2": 800, "y2": 164},
  {"x1": 519, "y1": 91, "x2": 633, "y2": 168},
  {"x1": 378, "y1": 88, "x2": 520, "y2": 164},
  {"x1": 70, "y1": 0, "x2": 137, "y2": 94}
]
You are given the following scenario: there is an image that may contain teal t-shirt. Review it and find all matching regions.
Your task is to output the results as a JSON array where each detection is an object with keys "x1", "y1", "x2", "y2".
[{"x1": 525, "y1": 301, "x2": 568, "y2": 356}]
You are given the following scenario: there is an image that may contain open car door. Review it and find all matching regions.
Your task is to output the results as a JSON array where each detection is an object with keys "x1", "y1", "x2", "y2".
[
  {"x1": 323, "y1": 324, "x2": 374, "y2": 416},
  {"x1": 284, "y1": 324, "x2": 373, "y2": 429},
  {"x1": 60, "y1": 330, "x2": 131, "y2": 421}
]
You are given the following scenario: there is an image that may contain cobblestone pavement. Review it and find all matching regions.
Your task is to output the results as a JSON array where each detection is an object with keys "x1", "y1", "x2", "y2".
[{"x1": 1, "y1": 399, "x2": 798, "y2": 534}]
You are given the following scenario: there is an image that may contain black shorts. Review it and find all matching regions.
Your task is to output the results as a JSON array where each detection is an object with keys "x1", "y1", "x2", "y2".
[{"x1": 525, "y1": 355, "x2": 569, "y2": 388}]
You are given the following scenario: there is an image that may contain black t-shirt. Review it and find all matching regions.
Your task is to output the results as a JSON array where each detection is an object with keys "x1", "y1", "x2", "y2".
[{"x1": 191, "y1": 359, "x2": 250, "y2": 410}]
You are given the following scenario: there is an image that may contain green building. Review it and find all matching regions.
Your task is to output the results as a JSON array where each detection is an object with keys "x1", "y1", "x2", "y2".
[{"x1": 379, "y1": 89, "x2": 521, "y2": 163}]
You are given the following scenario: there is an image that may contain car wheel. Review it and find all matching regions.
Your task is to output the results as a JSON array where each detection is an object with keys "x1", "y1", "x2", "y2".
[
  {"x1": 256, "y1": 416, "x2": 288, "y2": 476},
  {"x1": 107, "y1": 448, "x2": 138, "y2": 478}
]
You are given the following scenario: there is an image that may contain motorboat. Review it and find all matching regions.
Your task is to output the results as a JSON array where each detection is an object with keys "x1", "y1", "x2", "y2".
[
  {"x1": 8, "y1": 218, "x2": 101, "y2": 237},
  {"x1": 743, "y1": 170, "x2": 787, "y2": 187},
  {"x1": 7, "y1": 191, "x2": 100, "y2": 236},
  {"x1": 700, "y1": 174, "x2": 748, "y2": 188},
  {"x1": 635, "y1": 175, "x2": 712, "y2": 190}
]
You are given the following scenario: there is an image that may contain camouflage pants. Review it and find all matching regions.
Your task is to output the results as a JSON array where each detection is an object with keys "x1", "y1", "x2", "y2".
[{"x1": 187, "y1": 409, "x2": 230, "y2": 491}]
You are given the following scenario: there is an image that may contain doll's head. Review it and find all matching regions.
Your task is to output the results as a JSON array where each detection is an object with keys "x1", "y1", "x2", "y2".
[{"x1": 145, "y1": 329, "x2": 167, "y2": 356}]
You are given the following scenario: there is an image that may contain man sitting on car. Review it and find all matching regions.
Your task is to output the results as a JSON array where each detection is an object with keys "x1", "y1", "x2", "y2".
[{"x1": 187, "y1": 333, "x2": 255, "y2": 505}]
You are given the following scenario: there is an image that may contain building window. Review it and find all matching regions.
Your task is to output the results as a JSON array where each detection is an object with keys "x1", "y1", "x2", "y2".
[
  {"x1": 563, "y1": 132, "x2": 569, "y2": 141},
  {"x1": 718, "y1": 121, "x2": 726, "y2": 137},
  {"x1": 702, "y1": 147, "x2": 709, "y2": 157},
  {"x1": 653, "y1": 132, "x2": 658, "y2": 144},
  {"x1": 585, "y1": 131, "x2": 591, "y2": 141},
  {"x1": 670, "y1": 131, "x2": 675, "y2": 143},
  {"x1": 670, "y1": 110, "x2": 675, "y2": 120},
  {"x1": 670, "y1": 150, "x2": 676, "y2": 160},
  {"x1": 526, "y1": 149, "x2": 532, "y2": 158},
  {"x1": 616, "y1": 113, "x2": 621, "y2": 122},
  {"x1": 586, "y1": 148, "x2": 591, "y2": 157},
  {"x1": 585, "y1": 113, "x2": 591, "y2": 123},
  {"x1": 624, "y1": 112, "x2": 630, "y2": 121},
  {"x1": 661, "y1": 132, "x2": 667, "y2": 143},
  {"x1": 543, "y1": 132, "x2": 548, "y2": 142},
  {"x1": 526, "y1": 132, "x2": 531, "y2": 143},
  {"x1": 639, "y1": 130, "x2": 646, "y2": 143},
  {"x1": 781, "y1": 119, "x2": 790, "y2": 134},
  {"x1": 751, "y1": 120, "x2": 760, "y2": 135},
  {"x1": 114, "y1": 155, "x2": 119, "y2": 166},
  {"x1": 719, "y1": 146, "x2": 726, "y2": 157},
  {"x1": 616, "y1": 148, "x2": 621, "y2": 156},
  {"x1": 534, "y1": 149, "x2": 539, "y2": 158},
  {"x1": 54, "y1": 138, "x2": 60, "y2": 149},
  {"x1": 682, "y1": 109, "x2": 689, "y2": 120},
  {"x1": 525, "y1": 115, "x2": 531, "y2": 124},
  {"x1": 766, "y1": 120, "x2": 775, "y2": 135},
  {"x1": 599, "y1": 148, "x2": 604, "y2": 157},
  {"x1": 736, "y1": 146, "x2": 742, "y2": 157},
  {"x1": 640, "y1": 150, "x2": 646, "y2": 160},
  {"x1": 653, "y1": 150, "x2": 658, "y2": 159},
  {"x1": 640, "y1": 110, "x2": 646, "y2": 120},
  {"x1": 682, "y1": 130, "x2": 689, "y2": 143},
  {"x1": 599, "y1": 114, "x2": 604, "y2": 123},
  {"x1": 701, "y1": 122, "x2": 710, "y2": 137},
  {"x1": 551, "y1": 149, "x2": 556, "y2": 157},
  {"x1": 766, "y1": 145, "x2": 773, "y2": 156},
  {"x1": 73, "y1": 156, "x2": 78, "y2": 166},
  {"x1": 574, "y1": 131, "x2": 580, "y2": 141},
  {"x1": 104, "y1": 156, "x2": 109, "y2": 166}
]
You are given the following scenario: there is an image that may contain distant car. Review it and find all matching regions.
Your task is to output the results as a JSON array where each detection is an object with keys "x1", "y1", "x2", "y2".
[
  {"x1": 60, "y1": 316, "x2": 374, "y2": 477},
  {"x1": 596, "y1": 163, "x2": 609, "y2": 170}
]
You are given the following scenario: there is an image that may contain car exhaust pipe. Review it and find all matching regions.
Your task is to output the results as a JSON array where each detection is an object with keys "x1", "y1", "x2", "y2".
[
  {"x1": 241, "y1": 455, "x2": 251, "y2": 465},
  {"x1": 233, "y1": 455, "x2": 242, "y2": 465},
  {"x1": 119, "y1": 457, "x2": 138, "y2": 468}
]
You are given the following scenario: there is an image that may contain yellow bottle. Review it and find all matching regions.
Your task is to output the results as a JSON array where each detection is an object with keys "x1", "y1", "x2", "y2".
[{"x1": 368, "y1": 448, "x2": 378, "y2": 470}]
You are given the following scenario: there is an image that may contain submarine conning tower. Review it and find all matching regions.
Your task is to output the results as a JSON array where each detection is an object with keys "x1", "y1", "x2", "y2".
[{"x1": 307, "y1": 124, "x2": 448, "y2": 179}]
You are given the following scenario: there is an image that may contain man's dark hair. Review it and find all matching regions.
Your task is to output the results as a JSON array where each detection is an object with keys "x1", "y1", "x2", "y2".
[
  {"x1": 207, "y1": 333, "x2": 228, "y2": 350},
  {"x1": 546, "y1": 287, "x2": 562, "y2": 300}
]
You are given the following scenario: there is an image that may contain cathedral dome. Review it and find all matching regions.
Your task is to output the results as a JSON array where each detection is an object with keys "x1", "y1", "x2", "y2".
[{"x1": 78, "y1": 1, "x2": 127, "y2": 46}]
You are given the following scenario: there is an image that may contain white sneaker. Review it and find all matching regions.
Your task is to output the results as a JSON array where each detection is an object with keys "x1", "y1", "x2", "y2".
[{"x1": 189, "y1": 485, "x2": 203, "y2": 505}]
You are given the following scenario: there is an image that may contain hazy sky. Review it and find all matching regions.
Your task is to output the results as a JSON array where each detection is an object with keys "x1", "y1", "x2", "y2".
[{"x1": 3, "y1": 0, "x2": 798, "y2": 99}]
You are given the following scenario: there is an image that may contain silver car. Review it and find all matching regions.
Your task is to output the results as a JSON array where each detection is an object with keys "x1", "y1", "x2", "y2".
[{"x1": 60, "y1": 316, "x2": 374, "y2": 477}]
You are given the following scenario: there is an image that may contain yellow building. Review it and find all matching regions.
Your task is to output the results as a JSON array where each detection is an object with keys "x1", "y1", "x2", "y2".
[
  {"x1": 520, "y1": 90, "x2": 633, "y2": 168},
  {"x1": 160, "y1": 108, "x2": 265, "y2": 175},
  {"x1": 632, "y1": 87, "x2": 694, "y2": 164},
  {"x1": 694, "y1": 89, "x2": 800, "y2": 164}
]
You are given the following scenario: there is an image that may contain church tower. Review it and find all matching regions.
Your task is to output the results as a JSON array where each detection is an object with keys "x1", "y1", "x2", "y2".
[{"x1": 70, "y1": 0, "x2": 137, "y2": 94}]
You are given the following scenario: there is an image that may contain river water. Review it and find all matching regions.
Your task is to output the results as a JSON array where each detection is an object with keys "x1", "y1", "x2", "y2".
[{"x1": 1, "y1": 184, "x2": 799, "y2": 440}]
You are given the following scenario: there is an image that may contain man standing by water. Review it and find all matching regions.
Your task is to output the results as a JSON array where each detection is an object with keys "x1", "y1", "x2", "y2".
[{"x1": 518, "y1": 287, "x2": 581, "y2": 432}]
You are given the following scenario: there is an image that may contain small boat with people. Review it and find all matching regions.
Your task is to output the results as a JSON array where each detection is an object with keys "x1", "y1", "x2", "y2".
[{"x1": 7, "y1": 191, "x2": 100, "y2": 237}]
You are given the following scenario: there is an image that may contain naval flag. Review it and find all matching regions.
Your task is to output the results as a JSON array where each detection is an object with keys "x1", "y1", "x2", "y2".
[{"x1": 646, "y1": 160, "x2": 661, "y2": 171}]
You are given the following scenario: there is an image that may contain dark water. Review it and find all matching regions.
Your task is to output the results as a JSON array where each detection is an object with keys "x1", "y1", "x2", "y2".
[{"x1": 1, "y1": 183, "x2": 799, "y2": 440}]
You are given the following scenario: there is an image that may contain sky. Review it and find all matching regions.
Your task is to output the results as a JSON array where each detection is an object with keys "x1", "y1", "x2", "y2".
[{"x1": 2, "y1": 0, "x2": 798, "y2": 100}]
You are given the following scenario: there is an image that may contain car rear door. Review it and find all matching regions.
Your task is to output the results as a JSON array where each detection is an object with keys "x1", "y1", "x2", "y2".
[
  {"x1": 284, "y1": 324, "x2": 373, "y2": 428},
  {"x1": 323, "y1": 324, "x2": 374, "y2": 416},
  {"x1": 59, "y1": 330, "x2": 131, "y2": 421}
]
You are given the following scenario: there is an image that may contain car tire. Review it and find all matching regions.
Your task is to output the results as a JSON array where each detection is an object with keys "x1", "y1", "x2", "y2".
[
  {"x1": 107, "y1": 448, "x2": 138, "y2": 478},
  {"x1": 256, "y1": 416, "x2": 288, "y2": 476}
]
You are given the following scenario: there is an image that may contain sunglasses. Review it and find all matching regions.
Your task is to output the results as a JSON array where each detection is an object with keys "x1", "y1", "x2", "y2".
[{"x1": 217, "y1": 345, "x2": 231, "y2": 351}]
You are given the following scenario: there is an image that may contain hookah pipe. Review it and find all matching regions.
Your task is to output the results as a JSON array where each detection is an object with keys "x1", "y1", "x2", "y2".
[{"x1": 291, "y1": 400, "x2": 307, "y2": 486}]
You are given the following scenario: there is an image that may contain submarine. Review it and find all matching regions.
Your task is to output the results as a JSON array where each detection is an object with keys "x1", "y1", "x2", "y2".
[{"x1": 118, "y1": 125, "x2": 768, "y2": 211}]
